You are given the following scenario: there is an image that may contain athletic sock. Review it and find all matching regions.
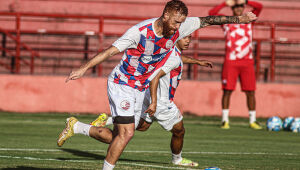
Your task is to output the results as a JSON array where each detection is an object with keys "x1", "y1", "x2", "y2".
[
  {"x1": 222, "y1": 109, "x2": 229, "y2": 123},
  {"x1": 103, "y1": 159, "x2": 115, "y2": 170},
  {"x1": 106, "y1": 117, "x2": 113, "y2": 126},
  {"x1": 172, "y1": 151, "x2": 183, "y2": 164},
  {"x1": 249, "y1": 110, "x2": 256, "y2": 124},
  {"x1": 73, "y1": 121, "x2": 91, "y2": 136}
]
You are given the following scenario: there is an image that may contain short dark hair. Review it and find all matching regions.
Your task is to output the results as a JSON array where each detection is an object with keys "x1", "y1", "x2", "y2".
[{"x1": 163, "y1": 0, "x2": 188, "y2": 16}]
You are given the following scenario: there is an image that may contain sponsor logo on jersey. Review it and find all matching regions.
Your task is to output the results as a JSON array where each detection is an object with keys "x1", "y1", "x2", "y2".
[{"x1": 141, "y1": 55, "x2": 153, "y2": 63}]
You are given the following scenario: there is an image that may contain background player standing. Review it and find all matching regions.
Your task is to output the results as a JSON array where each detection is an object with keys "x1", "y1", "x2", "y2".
[{"x1": 209, "y1": 0, "x2": 263, "y2": 129}]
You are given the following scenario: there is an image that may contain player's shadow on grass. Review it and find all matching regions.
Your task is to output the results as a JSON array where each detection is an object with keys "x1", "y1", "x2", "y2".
[
  {"x1": 58, "y1": 148, "x2": 105, "y2": 160},
  {"x1": 59, "y1": 148, "x2": 167, "y2": 164},
  {"x1": 2, "y1": 166, "x2": 82, "y2": 170}
]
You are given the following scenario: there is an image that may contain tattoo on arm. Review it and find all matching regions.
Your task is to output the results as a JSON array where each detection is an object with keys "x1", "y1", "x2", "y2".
[{"x1": 200, "y1": 16, "x2": 240, "y2": 27}]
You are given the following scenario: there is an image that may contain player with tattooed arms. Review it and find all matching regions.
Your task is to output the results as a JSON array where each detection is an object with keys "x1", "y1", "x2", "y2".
[
  {"x1": 58, "y1": 0, "x2": 257, "y2": 169},
  {"x1": 91, "y1": 35, "x2": 212, "y2": 167}
]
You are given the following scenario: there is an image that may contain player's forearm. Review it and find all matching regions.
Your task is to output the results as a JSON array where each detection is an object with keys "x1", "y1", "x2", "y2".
[
  {"x1": 208, "y1": 2, "x2": 226, "y2": 16},
  {"x1": 248, "y1": 1, "x2": 263, "y2": 16},
  {"x1": 80, "y1": 46, "x2": 119, "y2": 71},
  {"x1": 181, "y1": 56, "x2": 199, "y2": 64},
  {"x1": 149, "y1": 79, "x2": 159, "y2": 106},
  {"x1": 199, "y1": 15, "x2": 240, "y2": 27},
  {"x1": 149, "y1": 70, "x2": 166, "y2": 105}
]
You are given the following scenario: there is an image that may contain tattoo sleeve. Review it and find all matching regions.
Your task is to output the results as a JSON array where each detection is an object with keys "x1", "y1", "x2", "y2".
[{"x1": 199, "y1": 16, "x2": 240, "y2": 28}]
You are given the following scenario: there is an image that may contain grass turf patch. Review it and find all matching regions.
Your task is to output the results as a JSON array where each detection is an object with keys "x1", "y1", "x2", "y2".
[{"x1": 0, "y1": 112, "x2": 299, "y2": 170}]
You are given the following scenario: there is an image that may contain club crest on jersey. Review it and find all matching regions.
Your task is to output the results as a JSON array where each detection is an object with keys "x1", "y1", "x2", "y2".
[
  {"x1": 144, "y1": 37, "x2": 155, "y2": 55},
  {"x1": 141, "y1": 55, "x2": 152, "y2": 63},
  {"x1": 165, "y1": 40, "x2": 173, "y2": 49},
  {"x1": 120, "y1": 100, "x2": 130, "y2": 110}
]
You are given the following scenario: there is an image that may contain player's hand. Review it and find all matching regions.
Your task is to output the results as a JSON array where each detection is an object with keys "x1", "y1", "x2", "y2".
[
  {"x1": 145, "y1": 103, "x2": 157, "y2": 117},
  {"x1": 236, "y1": 0, "x2": 246, "y2": 5},
  {"x1": 65, "y1": 68, "x2": 86, "y2": 83},
  {"x1": 198, "y1": 60, "x2": 213, "y2": 68},
  {"x1": 226, "y1": 0, "x2": 235, "y2": 7},
  {"x1": 239, "y1": 12, "x2": 257, "y2": 23}
]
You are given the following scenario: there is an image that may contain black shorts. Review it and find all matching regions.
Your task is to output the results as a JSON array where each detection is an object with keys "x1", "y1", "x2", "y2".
[{"x1": 113, "y1": 116, "x2": 135, "y2": 124}]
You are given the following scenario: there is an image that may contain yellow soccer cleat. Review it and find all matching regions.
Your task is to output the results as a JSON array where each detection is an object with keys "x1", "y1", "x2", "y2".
[
  {"x1": 173, "y1": 158, "x2": 199, "y2": 167},
  {"x1": 90, "y1": 113, "x2": 108, "y2": 127},
  {"x1": 221, "y1": 121, "x2": 230, "y2": 129},
  {"x1": 57, "y1": 117, "x2": 78, "y2": 147},
  {"x1": 250, "y1": 121, "x2": 262, "y2": 130}
]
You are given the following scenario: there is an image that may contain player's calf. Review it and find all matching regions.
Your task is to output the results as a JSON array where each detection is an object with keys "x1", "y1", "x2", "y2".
[{"x1": 89, "y1": 126, "x2": 113, "y2": 144}]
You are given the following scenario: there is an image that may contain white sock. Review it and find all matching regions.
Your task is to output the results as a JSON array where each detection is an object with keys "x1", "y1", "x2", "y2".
[
  {"x1": 172, "y1": 151, "x2": 182, "y2": 164},
  {"x1": 73, "y1": 121, "x2": 92, "y2": 136},
  {"x1": 106, "y1": 117, "x2": 113, "y2": 126},
  {"x1": 222, "y1": 109, "x2": 229, "y2": 123},
  {"x1": 249, "y1": 110, "x2": 256, "y2": 124},
  {"x1": 103, "y1": 159, "x2": 115, "y2": 170}
]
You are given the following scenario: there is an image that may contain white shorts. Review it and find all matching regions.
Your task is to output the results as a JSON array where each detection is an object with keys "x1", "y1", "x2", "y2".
[
  {"x1": 107, "y1": 81, "x2": 145, "y2": 127},
  {"x1": 141, "y1": 90, "x2": 183, "y2": 131}
]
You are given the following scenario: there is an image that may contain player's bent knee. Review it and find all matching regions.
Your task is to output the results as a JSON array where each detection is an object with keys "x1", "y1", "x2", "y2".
[
  {"x1": 116, "y1": 124, "x2": 135, "y2": 141},
  {"x1": 172, "y1": 126, "x2": 185, "y2": 137},
  {"x1": 126, "y1": 129, "x2": 135, "y2": 137},
  {"x1": 118, "y1": 129, "x2": 134, "y2": 142}
]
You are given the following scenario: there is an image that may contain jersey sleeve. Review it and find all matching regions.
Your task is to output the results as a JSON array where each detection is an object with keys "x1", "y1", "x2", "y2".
[
  {"x1": 161, "y1": 52, "x2": 181, "y2": 74},
  {"x1": 248, "y1": 1, "x2": 263, "y2": 17},
  {"x1": 178, "y1": 17, "x2": 201, "y2": 40},
  {"x1": 208, "y1": 2, "x2": 227, "y2": 16},
  {"x1": 112, "y1": 26, "x2": 141, "y2": 52}
]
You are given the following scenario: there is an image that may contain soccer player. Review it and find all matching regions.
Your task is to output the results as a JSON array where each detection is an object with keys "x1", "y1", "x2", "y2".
[
  {"x1": 91, "y1": 35, "x2": 212, "y2": 167},
  {"x1": 209, "y1": 0, "x2": 263, "y2": 129},
  {"x1": 58, "y1": 0, "x2": 257, "y2": 169},
  {"x1": 140, "y1": 35, "x2": 212, "y2": 166}
]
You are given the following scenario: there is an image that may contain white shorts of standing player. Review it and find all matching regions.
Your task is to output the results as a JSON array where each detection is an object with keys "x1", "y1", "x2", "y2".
[{"x1": 140, "y1": 89, "x2": 183, "y2": 131}]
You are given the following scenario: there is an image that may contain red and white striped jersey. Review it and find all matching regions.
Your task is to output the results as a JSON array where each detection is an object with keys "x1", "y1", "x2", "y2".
[
  {"x1": 208, "y1": 1, "x2": 263, "y2": 62},
  {"x1": 109, "y1": 17, "x2": 200, "y2": 91},
  {"x1": 157, "y1": 46, "x2": 183, "y2": 102}
]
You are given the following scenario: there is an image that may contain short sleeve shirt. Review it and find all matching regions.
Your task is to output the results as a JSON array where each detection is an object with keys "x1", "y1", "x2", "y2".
[{"x1": 109, "y1": 17, "x2": 200, "y2": 91}]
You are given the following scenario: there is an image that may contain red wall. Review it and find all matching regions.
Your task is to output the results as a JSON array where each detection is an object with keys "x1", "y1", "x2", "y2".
[
  {"x1": 1, "y1": 74, "x2": 299, "y2": 118},
  {"x1": 1, "y1": 0, "x2": 300, "y2": 39}
]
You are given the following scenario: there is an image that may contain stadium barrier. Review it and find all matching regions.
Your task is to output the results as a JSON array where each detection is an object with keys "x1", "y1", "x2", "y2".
[
  {"x1": 1, "y1": 12, "x2": 300, "y2": 82},
  {"x1": 1, "y1": 74, "x2": 299, "y2": 118}
]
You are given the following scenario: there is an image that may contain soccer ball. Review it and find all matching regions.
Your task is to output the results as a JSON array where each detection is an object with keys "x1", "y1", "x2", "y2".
[
  {"x1": 282, "y1": 117, "x2": 294, "y2": 130},
  {"x1": 266, "y1": 116, "x2": 282, "y2": 131},
  {"x1": 290, "y1": 118, "x2": 300, "y2": 133},
  {"x1": 205, "y1": 167, "x2": 222, "y2": 170}
]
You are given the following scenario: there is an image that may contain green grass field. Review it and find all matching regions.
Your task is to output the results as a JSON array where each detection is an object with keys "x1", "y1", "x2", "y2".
[{"x1": 0, "y1": 112, "x2": 299, "y2": 170}]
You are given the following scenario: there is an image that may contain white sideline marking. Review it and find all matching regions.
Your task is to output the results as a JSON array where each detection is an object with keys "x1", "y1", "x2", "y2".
[
  {"x1": 0, "y1": 148, "x2": 298, "y2": 156},
  {"x1": 0, "y1": 155, "x2": 198, "y2": 170}
]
